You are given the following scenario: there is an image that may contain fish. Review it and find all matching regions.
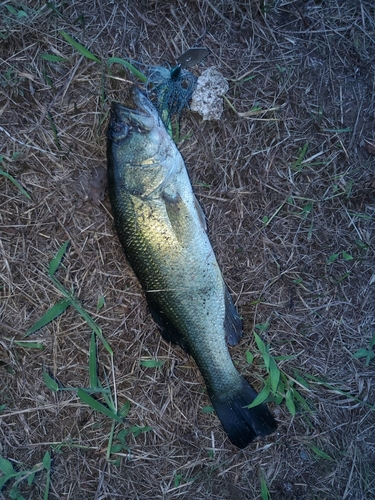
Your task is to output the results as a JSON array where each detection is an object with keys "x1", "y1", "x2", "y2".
[{"x1": 106, "y1": 86, "x2": 277, "y2": 449}]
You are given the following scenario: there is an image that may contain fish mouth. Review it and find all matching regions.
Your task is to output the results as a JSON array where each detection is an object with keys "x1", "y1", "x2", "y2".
[
  {"x1": 107, "y1": 102, "x2": 130, "y2": 142},
  {"x1": 109, "y1": 87, "x2": 156, "y2": 133}
]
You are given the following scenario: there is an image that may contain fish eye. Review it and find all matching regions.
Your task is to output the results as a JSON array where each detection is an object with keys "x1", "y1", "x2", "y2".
[{"x1": 109, "y1": 121, "x2": 129, "y2": 142}]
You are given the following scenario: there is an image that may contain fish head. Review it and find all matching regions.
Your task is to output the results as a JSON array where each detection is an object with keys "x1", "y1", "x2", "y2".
[{"x1": 107, "y1": 87, "x2": 177, "y2": 198}]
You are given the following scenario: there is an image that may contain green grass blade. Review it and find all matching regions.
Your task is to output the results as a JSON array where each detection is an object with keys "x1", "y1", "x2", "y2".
[
  {"x1": 139, "y1": 359, "x2": 165, "y2": 368},
  {"x1": 48, "y1": 240, "x2": 70, "y2": 276},
  {"x1": 46, "y1": 112, "x2": 61, "y2": 150},
  {"x1": 77, "y1": 389, "x2": 123, "y2": 423},
  {"x1": 24, "y1": 298, "x2": 71, "y2": 337},
  {"x1": 107, "y1": 57, "x2": 147, "y2": 82},
  {"x1": 322, "y1": 127, "x2": 352, "y2": 133},
  {"x1": 260, "y1": 482, "x2": 270, "y2": 500},
  {"x1": 0, "y1": 169, "x2": 32, "y2": 199},
  {"x1": 14, "y1": 341, "x2": 45, "y2": 350},
  {"x1": 48, "y1": 275, "x2": 112, "y2": 354},
  {"x1": 293, "y1": 372, "x2": 310, "y2": 389},
  {"x1": 40, "y1": 54, "x2": 67, "y2": 63},
  {"x1": 260, "y1": 473, "x2": 271, "y2": 500},
  {"x1": 254, "y1": 332, "x2": 267, "y2": 354},
  {"x1": 46, "y1": 2, "x2": 70, "y2": 21},
  {"x1": 308, "y1": 444, "x2": 334, "y2": 461},
  {"x1": 262, "y1": 351, "x2": 271, "y2": 371},
  {"x1": 59, "y1": 30, "x2": 100, "y2": 63},
  {"x1": 299, "y1": 371, "x2": 374, "y2": 409},
  {"x1": 89, "y1": 332, "x2": 98, "y2": 388},
  {"x1": 42, "y1": 452, "x2": 52, "y2": 500},
  {"x1": 43, "y1": 368, "x2": 59, "y2": 392},
  {"x1": 44, "y1": 469, "x2": 51, "y2": 500},
  {"x1": 285, "y1": 389, "x2": 296, "y2": 416},
  {"x1": 292, "y1": 388, "x2": 312, "y2": 412},
  {"x1": 292, "y1": 142, "x2": 309, "y2": 172},
  {"x1": 106, "y1": 420, "x2": 116, "y2": 460}
]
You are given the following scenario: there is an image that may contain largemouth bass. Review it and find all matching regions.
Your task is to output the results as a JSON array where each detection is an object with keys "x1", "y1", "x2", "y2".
[{"x1": 107, "y1": 87, "x2": 277, "y2": 448}]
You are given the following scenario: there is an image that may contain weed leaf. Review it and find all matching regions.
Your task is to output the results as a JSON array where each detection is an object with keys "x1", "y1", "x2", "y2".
[
  {"x1": 107, "y1": 57, "x2": 147, "y2": 82},
  {"x1": 97, "y1": 295, "x2": 105, "y2": 310},
  {"x1": 48, "y1": 274, "x2": 113, "y2": 355},
  {"x1": 201, "y1": 405, "x2": 215, "y2": 413},
  {"x1": 309, "y1": 444, "x2": 334, "y2": 461},
  {"x1": 27, "y1": 472, "x2": 36, "y2": 485},
  {"x1": 285, "y1": 389, "x2": 296, "y2": 416},
  {"x1": 127, "y1": 425, "x2": 152, "y2": 438},
  {"x1": 42, "y1": 451, "x2": 51, "y2": 471},
  {"x1": 353, "y1": 348, "x2": 370, "y2": 358},
  {"x1": 327, "y1": 253, "x2": 339, "y2": 263},
  {"x1": 0, "y1": 169, "x2": 32, "y2": 199},
  {"x1": 0, "y1": 475, "x2": 12, "y2": 489},
  {"x1": 140, "y1": 359, "x2": 165, "y2": 368},
  {"x1": 247, "y1": 384, "x2": 271, "y2": 408},
  {"x1": 269, "y1": 357, "x2": 280, "y2": 393},
  {"x1": 254, "y1": 332, "x2": 266, "y2": 354},
  {"x1": 48, "y1": 240, "x2": 70, "y2": 276},
  {"x1": 110, "y1": 443, "x2": 123, "y2": 453},
  {"x1": 59, "y1": 30, "x2": 100, "y2": 63},
  {"x1": 43, "y1": 368, "x2": 59, "y2": 392},
  {"x1": 77, "y1": 389, "x2": 123, "y2": 423},
  {"x1": 40, "y1": 54, "x2": 67, "y2": 63},
  {"x1": 0, "y1": 456, "x2": 15, "y2": 475},
  {"x1": 246, "y1": 350, "x2": 254, "y2": 364},
  {"x1": 260, "y1": 473, "x2": 271, "y2": 500},
  {"x1": 353, "y1": 348, "x2": 375, "y2": 366},
  {"x1": 14, "y1": 341, "x2": 45, "y2": 349},
  {"x1": 342, "y1": 251, "x2": 353, "y2": 261},
  {"x1": 89, "y1": 332, "x2": 98, "y2": 388},
  {"x1": 24, "y1": 298, "x2": 71, "y2": 337},
  {"x1": 119, "y1": 401, "x2": 131, "y2": 417}
]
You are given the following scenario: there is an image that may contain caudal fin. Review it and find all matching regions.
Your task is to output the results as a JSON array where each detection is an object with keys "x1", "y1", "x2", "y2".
[{"x1": 210, "y1": 377, "x2": 277, "y2": 449}]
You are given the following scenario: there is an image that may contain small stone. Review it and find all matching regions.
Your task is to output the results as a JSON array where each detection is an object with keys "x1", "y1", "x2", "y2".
[{"x1": 190, "y1": 67, "x2": 229, "y2": 121}]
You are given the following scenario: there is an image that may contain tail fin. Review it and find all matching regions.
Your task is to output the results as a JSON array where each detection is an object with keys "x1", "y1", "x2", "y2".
[{"x1": 210, "y1": 377, "x2": 277, "y2": 449}]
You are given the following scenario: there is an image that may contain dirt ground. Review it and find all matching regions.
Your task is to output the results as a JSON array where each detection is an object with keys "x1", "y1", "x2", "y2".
[{"x1": 1, "y1": 1, "x2": 375, "y2": 499}]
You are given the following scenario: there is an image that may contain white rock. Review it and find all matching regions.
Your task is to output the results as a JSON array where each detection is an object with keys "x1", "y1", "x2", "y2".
[{"x1": 190, "y1": 67, "x2": 229, "y2": 121}]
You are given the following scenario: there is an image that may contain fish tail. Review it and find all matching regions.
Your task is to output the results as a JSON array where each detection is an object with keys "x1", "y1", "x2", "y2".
[{"x1": 210, "y1": 377, "x2": 277, "y2": 449}]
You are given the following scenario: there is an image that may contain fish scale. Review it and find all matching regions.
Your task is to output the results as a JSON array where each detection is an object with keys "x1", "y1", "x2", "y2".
[{"x1": 107, "y1": 86, "x2": 277, "y2": 448}]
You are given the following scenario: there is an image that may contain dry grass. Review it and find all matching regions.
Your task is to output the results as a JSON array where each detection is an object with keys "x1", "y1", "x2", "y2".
[{"x1": 1, "y1": 0, "x2": 375, "y2": 498}]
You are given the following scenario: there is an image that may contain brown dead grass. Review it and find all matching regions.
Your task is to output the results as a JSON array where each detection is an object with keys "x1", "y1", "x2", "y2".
[{"x1": 1, "y1": 0, "x2": 375, "y2": 498}]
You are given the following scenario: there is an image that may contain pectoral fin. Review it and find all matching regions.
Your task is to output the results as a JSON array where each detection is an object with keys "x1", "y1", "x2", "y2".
[
  {"x1": 146, "y1": 294, "x2": 188, "y2": 350},
  {"x1": 194, "y1": 195, "x2": 207, "y2": 231},
  {"x1": 162, "y1": 189, "x2": 193, "y2": 244}
]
